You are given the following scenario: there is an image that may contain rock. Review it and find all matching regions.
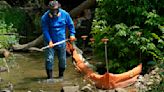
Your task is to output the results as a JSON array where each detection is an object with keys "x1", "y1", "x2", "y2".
[
  {"x1": 81, "y1": 84, "x2": 94, "y2": 92},
  {"x1": 42, "y1": 78, "x2": 64, "y2": 84},
  {"x1": 98, "y1": 89, "x2": 115, "y2": 92},
  {"x1": 140, "y1": 85, "x2": 147, "y2": 91},
  {"x1": 154, "y1": 75, "x2": 161, "y2": 80},
  {"x1": 134, "y1": 66, "x2": 163, "y2": 92},
  {"x1": 39, "y1": 90, "x2": 45, "y2": 92},
  {"x1": 115, "y1": 88, "x2": 127, "y2": 92},
  {"x1": 61, "y1": 85, "x2": 79, "y2": 92},
  {"x1": 154, "y1": 67, "x2": 159, "y2": 72},
  {"x1": 127, "y1": 88, "x2": 138, "y2": 92},
  {"x1": 146, "y1": 81, "x2": 153, "y2": 86},
  {"x1": 0, "y1": 89, "x2": 11, "y2": 92},
  {"x1": 0, "y1": 67, "x2": 8, "y2": 72},
  {"x1": 144, "y1": 74, "x2": 149, "y2": 79},
  {"x1": 8, "y1": 82, "x2": 13, "y2": 91},
  {"x1": 134, "y1": 82, "x2": 142, "y2": 88},
  {"x1": 148, "y1": 87, "x2": 152, "y2": 91},
  {"x1": 137, "y1": 75, "x2": 144, "y2": 82},
  {"x1": 150, "y1": 70, "x2": 156, "y2": 75},
  {"x1": 0, "y1": 49, "x2": 10, "y2": 58}
]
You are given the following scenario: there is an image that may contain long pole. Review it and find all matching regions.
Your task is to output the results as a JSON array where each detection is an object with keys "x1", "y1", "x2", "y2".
[
  {"x1": 81, "y1": 35, "x2": 88, "y2": 51},
  {"x1": 104, "y1": 41, "x2": 108, "y2": 73},
  {"x1": 102, "y1": 38, "x2": 109, "y2": 73},
  {"x1": 41, "y1": 39, "x2": 69, "y2": 50}
]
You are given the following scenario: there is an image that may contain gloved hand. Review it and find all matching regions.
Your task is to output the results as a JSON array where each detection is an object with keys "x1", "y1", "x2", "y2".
[
  {"x1": 49, "y1": 41, "x2": 54, "y2": 48},
  {"x1": 70, "y1": 36, "x2": 76, "y2": 42}
]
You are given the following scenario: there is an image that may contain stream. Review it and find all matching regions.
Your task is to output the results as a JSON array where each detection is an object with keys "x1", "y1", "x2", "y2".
[
  {"x1": 0, "y1": 52, "x2": 85, "y2": 92},
  {"x1": 1, "y1": 52, "x2": 163, "y2": 92}
]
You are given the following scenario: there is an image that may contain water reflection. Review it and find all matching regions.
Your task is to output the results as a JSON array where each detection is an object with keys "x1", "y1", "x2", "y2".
[{"x1": 1, "y1": 52, "x2": 85, "y2": 92}]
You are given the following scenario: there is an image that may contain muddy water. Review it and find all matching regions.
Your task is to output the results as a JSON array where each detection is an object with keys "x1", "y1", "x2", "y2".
[{"x1": 1, "y1": 52, "x2": 85, "y2": 92}]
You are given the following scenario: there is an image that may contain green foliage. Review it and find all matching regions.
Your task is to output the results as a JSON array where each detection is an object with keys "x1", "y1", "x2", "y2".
[
  {"x1": 0, "y1": 7, "x2": 27, "y2": 33},
  {"x1": 0, "y1": 20, "x2": 19, "y2": 49},
  {"x1": 91, "y1": 0, "x2": 164, "y2": 73}
]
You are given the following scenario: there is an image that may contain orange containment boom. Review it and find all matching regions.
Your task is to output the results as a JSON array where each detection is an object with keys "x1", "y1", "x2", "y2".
[{"x1": 66, "y1": 42, "x2": 142, "y2": 89}]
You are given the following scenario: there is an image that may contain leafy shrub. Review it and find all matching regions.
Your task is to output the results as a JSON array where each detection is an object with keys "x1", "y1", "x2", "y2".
[
  {"x1": 0, "y1": 7, "x2": 27, "y2": 33},
  {"x1": 0, "y1": 20, "x2": 19, "y2": 49},
  {"x1": 91, "y1": 0, "x2": 164, "y2": 73}
]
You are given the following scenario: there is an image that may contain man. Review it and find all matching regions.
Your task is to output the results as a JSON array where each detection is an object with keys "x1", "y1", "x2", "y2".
[{"x1": 41, "y1": 0, "x2": 76, "y2": 80}]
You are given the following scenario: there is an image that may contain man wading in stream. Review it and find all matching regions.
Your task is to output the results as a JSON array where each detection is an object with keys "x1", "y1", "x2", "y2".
[{"x1": 41, "y1": 0, "x2": 76, "y2": 81}]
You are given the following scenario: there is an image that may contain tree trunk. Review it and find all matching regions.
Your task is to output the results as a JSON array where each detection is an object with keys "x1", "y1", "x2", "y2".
[
  {"x1": 12, "y1": 35, "x2": 43, "y2": 51},
  {"x1": 12, "y1": 0, "x2": 96, "y2": 51},
  {"x1": 70, "y1": 0, "x2": 96, "y2": 18}
]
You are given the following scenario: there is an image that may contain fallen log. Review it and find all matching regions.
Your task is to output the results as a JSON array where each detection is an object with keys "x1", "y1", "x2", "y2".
[
  {"x1": 70, "y1": 0, "x2": 96, "y2": 18},
  {"x1": 12, "y1": 0, "x2": 96, "y2": 51},
  {"x1": 12, "y1": 35, "x2": 43, "y2": 51}
]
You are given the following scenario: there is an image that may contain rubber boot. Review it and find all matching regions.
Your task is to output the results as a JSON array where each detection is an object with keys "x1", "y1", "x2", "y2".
[
  {"x1": 59, "y1": 67, "x2": 65, "y2": 79},
  {"x1": 46, "y1": 69, "x2": 53, "y2": 79},
  {"x1": 45, "y1": 69, "x2": 56, "y2": 83}
]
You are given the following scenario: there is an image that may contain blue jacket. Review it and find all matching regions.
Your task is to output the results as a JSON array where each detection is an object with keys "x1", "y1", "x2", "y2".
[{"x1": 41, "y1": 8, "x2": 76, "y2": 46}]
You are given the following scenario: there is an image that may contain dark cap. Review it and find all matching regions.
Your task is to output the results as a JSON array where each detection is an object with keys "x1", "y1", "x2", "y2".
[{"x1": 49, "y1": 0, "x2": 59, "y2": 9}]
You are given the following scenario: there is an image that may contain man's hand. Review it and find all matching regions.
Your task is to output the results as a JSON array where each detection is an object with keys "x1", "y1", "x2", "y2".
[
  {"x1": 70, "y1": 36, "x2": 76, "y2": 42},
  {"x1": 49, "y1": 41, "x2": 54, "y2": 48}
]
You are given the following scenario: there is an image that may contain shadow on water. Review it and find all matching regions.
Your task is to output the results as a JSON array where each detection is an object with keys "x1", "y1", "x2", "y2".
[{"x1": 0, "y1": 52, "x2": 85, "y2": 92}]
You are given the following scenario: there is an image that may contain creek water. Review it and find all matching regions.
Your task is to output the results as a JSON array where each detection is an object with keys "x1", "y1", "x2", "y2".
[{"x1": 0, "y1": 52, "x2": 85, "y2": 92}]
